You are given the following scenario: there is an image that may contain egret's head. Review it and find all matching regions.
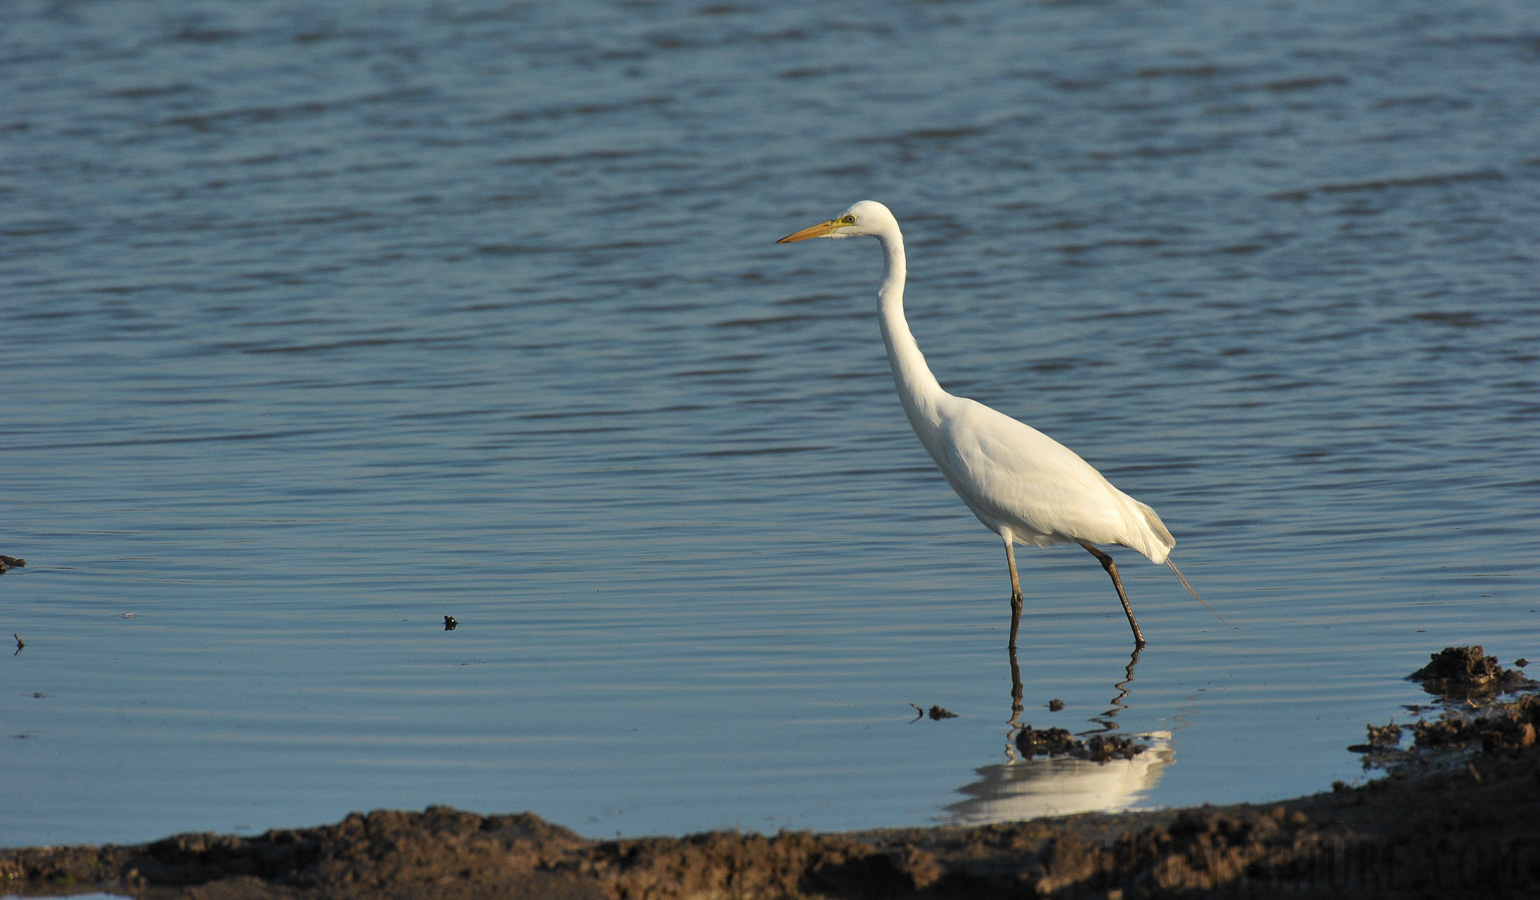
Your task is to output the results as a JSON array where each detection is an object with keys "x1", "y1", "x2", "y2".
[{"x1": 776, "y1": 200, "x2": 895, "y2": 243}]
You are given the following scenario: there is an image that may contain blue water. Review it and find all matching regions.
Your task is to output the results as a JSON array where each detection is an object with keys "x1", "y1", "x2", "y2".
[{"x1": 3, "y1": 0, "x2": 1539, "y2": 846}]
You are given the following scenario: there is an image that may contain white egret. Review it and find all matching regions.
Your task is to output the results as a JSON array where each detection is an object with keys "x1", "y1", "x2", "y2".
[{"x1": 778, "y1": 200, "x2": 1204, "y2": 649}]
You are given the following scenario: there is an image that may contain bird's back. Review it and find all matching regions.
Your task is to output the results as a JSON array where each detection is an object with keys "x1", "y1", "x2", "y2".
[{"x1": 921, "y1": 394, "x2": 1175, "y2": 563}]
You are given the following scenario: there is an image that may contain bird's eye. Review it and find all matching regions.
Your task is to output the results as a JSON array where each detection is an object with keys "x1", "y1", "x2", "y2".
[{"x1": 841, "y1": 215, "x2": 857, "y2": 224}]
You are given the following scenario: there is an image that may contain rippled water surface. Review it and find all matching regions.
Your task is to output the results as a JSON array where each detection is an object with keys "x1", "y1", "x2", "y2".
[{"x1": 4, "y1": 0, "x2": 1540, "y2": 846}]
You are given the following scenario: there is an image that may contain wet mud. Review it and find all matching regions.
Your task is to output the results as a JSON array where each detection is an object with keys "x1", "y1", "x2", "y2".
[
  {"x1": 1015, "y1": 726, "x2": 1148, "y2": 763},
  {"x1": 5, "y1": 648, "x2": 1538, "y2": 899},
  {"x1": 1407, "y1": 645, "x2": 1536, "y2": 700},
  {"x1": 1354, "y1": 648, "x2": 1540, "y2": 771}
]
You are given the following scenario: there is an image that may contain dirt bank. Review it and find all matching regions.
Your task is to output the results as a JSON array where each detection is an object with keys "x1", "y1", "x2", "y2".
[{"x1": 5, "y1": 649, "x2": 1538, "y2": 899}]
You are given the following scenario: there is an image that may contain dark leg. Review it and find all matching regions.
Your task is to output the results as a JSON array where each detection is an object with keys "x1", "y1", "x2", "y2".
[
  {"x1": 1003, "y1": 535, "x2": 1023, "y2": 649},
  {"x1": 1007, "y1": 642, "x2": 1023, "y2": 729},
  {"x1": 1006, "y1": 641, "x2": 1024, "y2": 760},
  {"x1": 1078, "y1": 541, "x2": 1146, "y2": 648}
]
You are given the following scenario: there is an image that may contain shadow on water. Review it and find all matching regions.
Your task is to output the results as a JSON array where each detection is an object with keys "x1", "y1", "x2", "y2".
[{"x1": 944, "y1": 646, "x2": 1172, "y2": 825}]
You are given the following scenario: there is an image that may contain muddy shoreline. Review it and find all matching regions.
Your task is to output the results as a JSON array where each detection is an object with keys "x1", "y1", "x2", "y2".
[{"x1": 5, "y1": 649, "x2": 1538, "y2": 899}]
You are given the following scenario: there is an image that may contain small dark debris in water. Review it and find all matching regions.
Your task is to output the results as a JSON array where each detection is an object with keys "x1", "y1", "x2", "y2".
[
  {"x1": 1517, "y1": 658, "x2": 1529, "y2": 668},
  {"x1": 910, "y1": 703, "x2": 957, "y2": 722},
  {"x1": 443, "y1": 616, "x2": 458, "y2": 631},
  {"x1": 0, "y1": 555, "x2": 22, "y2": 574},
  {"x1": 1015, "y1": 725, "x2": 1147, "y2": 761},
  {"x1": 32, "y1": 693, "x2": 46, "y2": 699},
  {"x1": 12, "y1": 634, "x2": 21, "y2": 656},
  {"x1": 1048, "y1": 699, "x2": 1065, "y2": 712},
  {"x1": 1409, "y1": 645, "x2": 1536, "y2": 699}
]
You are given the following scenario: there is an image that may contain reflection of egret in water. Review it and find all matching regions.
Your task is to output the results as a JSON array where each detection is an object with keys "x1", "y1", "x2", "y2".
[
  {"x1": 1080, "y1": 647, "x2": 1142, "y2": 738},
  {"x1": 944, "y1": 647, "x2": 1173, "y2": 826}
]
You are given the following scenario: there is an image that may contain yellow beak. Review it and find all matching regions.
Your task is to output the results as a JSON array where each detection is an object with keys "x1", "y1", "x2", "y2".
[{"x1": 776, "y1": 219, "x2": 844, "y2": 243}]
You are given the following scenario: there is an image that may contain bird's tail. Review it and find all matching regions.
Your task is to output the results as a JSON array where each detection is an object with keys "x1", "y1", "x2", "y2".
[
  {"x1": 1166, "y1": 559, "x2": 1241, "y2": 639},
  {"x1": 1129, "y1": 499, "x2": 1175, "y2": 564}
]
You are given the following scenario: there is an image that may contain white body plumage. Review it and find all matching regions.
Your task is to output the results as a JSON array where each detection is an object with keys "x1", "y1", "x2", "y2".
[{"x1": 918, "y1": 393, "x2": 1173, "y2": 563}]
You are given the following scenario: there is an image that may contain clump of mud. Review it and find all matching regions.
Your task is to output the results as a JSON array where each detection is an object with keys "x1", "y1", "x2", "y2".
[
  {"x1": 1015, "y1": 726, "x2": 1147, "y2": 762},
  {"x1": 1363, "y1": 721, "x2": 1402, "y2": 748},
  {"x1": 1353, "y1": 646, "x2": 1539, "y2": 770},
  {"x1": 1408, "y1": 645, "x2": 1535, "y2": 699},
  {"x1": 1407, "y1": 693, "x2": 1540, "y2": 755}
]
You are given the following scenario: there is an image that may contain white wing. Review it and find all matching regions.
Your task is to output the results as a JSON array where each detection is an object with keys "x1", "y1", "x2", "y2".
[{"x1": 929, "y1": 395, "x2": 1173, "y2": 562}]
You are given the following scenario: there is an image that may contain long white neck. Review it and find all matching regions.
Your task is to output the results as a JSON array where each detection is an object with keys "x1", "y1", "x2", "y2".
[{"x1": 873, "y1": 225, "x2": 947, "y2": 429}]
